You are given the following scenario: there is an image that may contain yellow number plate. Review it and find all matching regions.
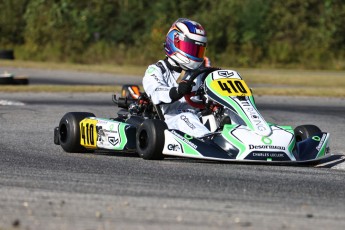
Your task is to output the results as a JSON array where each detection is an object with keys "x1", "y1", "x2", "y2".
[
  {"x1": 80, "y1": 119, "x2": 98, "y2": 149},
  {"x1": 210, "y1": 79, "x2": 252, "y2": 96}
]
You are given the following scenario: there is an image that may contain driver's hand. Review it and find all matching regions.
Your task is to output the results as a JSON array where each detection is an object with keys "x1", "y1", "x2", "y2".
[
  {"x1": 169, "y1": 81, "x2": 194, "y2": 102},
  {"x1": 177, "y1": 81, "x2": 194, "y2": 96}
]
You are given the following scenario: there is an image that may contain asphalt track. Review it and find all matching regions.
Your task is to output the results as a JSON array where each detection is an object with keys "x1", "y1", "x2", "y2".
[{"x1": 0, "y1": 67, "x2": 345, "y2": 229}]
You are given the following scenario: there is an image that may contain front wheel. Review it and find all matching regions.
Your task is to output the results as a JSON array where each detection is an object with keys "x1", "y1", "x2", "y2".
[
  {"x1": 136, "y1": 119, "x2": 168, "y2": 160},
  {"x1": 294, "y1": 125, "x2": 322, "y2": 142},
  {"x1": 58, "y1": 112, "x2": 95, "y2": 153}
]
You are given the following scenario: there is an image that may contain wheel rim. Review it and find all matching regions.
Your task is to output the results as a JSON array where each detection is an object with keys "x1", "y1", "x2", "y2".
[{"x1": 139, "y1": 130, "x2": 148, "y2": 150}]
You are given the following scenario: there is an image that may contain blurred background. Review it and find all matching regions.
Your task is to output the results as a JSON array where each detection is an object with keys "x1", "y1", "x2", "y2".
[{"x1": 1, "y1": 0, "x2": 344, "y2": 70}]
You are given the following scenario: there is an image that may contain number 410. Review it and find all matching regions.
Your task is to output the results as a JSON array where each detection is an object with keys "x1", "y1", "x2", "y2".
[{"x1": 217, "y1": 80, "x2": 248, "y2": 94}]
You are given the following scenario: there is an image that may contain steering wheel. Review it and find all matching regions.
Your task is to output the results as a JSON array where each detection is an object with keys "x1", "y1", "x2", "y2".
[{"x1": 183, "y1": 67, "x2": 220, "y2": 109}]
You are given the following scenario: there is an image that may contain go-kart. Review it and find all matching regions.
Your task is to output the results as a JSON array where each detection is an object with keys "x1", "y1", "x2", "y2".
[{"x1": 54, "y1": 68, "x2": 331, "y2": 164}]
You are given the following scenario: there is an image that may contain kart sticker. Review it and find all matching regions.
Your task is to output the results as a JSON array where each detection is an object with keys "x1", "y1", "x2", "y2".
[
  {"x1": 80, "y1": 118, "x2": 98, "y2": 149},
  {"x1": 97, "y1": 122, "x2": 127, "y2": 150},
  {"x1": 167, "y1": 143, "x2": 182, "y2": 152},
  {"x1": 108, "y1": 136, "x2": 119, "y2": 146},
  {"x1": 316, "y1": 134, "x2": 327, "y2": 152},
  {"x1": 210, "y1": 79, "x2": 252, "y2": 97}
]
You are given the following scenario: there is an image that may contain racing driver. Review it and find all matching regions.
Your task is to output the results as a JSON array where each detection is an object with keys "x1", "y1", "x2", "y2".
[{"x1": 142, "y1": 18, "x2": 211, "y2": 138}]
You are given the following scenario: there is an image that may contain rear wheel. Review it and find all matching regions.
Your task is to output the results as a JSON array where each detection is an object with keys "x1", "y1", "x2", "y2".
[
  {"x1": 58, "y1": 112, "x2": 95, "y2": 153},
  {"x1": 136, "y1": 119, "x2": 167, "y2": 160},
  {"x1": 294, "y1": 125, "x2": 322, "y2": 142}
]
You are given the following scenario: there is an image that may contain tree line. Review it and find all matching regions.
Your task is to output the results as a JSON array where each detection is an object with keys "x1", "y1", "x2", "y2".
[{"x1": 0, "y1": 0, "x2": 344, "y2": 69}]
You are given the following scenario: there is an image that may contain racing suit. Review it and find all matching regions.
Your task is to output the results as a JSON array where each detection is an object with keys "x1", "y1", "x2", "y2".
[{"x1": 142, "y1": 58, "x2": 211, "y2": 138}]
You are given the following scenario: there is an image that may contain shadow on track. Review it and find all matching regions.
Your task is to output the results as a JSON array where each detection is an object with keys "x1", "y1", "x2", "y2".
[
  {"x1": 93, "y1": 150, "x2": 344, "y2": 168},
  {"x1": 314, "y1": 154, "x2": 345, "y2": 168}
]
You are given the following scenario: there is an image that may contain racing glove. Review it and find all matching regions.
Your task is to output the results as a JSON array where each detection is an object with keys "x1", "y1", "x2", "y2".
[{"x1": 169, "y1": 81, "x2": 194, "y2": 102}]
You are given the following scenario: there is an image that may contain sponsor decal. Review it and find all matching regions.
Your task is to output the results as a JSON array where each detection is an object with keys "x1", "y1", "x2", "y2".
[
  {"x1": 184, "y1": 134, "x2": 193, "y2": 140},
  {"x1": 316, "y1": 134, "x2": 327, "y2": 151},
  {"x1": 245, "y1": 151, "x2": 290, "y2": 161},
  {"x1": 99, "y1": 128, "x2": 117, "y2": 134},
  {"x1": 167, "y1": 144, "x2": 181, "y2": 152},
  {"x1": 147, "y1": 67, "x2": 155, "y2": 74},
  {"x1": 240, "y1": 101, "x2": 250, "y2": 107},
  {"x1": 98, "y1": 128, "x2": 105, "y2": 137},
  {"x1": 151, "y1": 74, "x2": 160, "y2": 83},
  {"x1": 97, "y1": 120, "x2": 109, "y2": 125},
  {"x1": 155, "y1": 87, "x2": 169, "y2": 91},
  {"x1": 261, "y1": 136, "x2": 272, "y2": 145},
  {"x1": 244, "y1": 107, "x2": 267, "y2": 132},
  {"x1": 249, "y1": 145, "x2": 286, "y2": 150},
  {"x1": 96, "y1": 126, "x2": 119, "y2": 146},
  {"x1": 218, "y1": 71, "x2": 234, "y2": 78},
  {"x1": 312, "y1": 136, "x2": 321, "y2": 141},
  {"x1": 171, "y1": 130, "x2": 197, "y2": 149},
  {"x1": 252, "y1": 152, "x2": 285, "y2": 158},
  {"x1": 108, "y1": 137, "x2": 119, "y2": 146},
  {"x1": 180, "y1": 115, "x2": 196, "y2": 130},
  {"x1": 177, "y1": 109, "x2": 195, "y2": 113}
]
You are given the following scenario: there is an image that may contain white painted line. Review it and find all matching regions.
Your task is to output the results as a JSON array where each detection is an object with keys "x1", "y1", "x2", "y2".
[{"x1": 0, "y1": 100, "x2": 25, "y2": 106}]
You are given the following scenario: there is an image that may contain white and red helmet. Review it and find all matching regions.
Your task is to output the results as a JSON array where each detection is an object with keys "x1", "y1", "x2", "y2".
[{"x1": 164, "y1": 18, "x2": 207, "y2": 70}]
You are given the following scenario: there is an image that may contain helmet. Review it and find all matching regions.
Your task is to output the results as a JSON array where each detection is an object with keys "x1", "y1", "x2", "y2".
[{"x1": 164, "y1": 18, "x2": 207, "y2": 70}]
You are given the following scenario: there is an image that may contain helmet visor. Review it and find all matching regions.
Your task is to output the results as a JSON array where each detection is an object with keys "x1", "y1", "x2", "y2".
[{"x1": 174, "y1": 38, "x2": 206, "y2": 59}]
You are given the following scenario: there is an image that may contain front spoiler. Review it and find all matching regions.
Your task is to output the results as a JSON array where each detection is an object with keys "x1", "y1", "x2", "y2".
[
  {"x1": 162, "y1": 130, "x2": 331, "y2": 165},
  {"x1": 162, "y1": 151, "x2": 333, "y2": 166}
]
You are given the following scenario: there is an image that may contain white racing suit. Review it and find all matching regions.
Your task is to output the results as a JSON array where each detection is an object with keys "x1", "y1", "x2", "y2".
[{"x1": 142, "y1": 59, "x2": 211, "y2": 138}]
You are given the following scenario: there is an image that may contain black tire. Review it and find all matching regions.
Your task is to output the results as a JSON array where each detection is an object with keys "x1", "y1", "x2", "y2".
[
  {"x1": 58, "y1": 112, "x2": 95, "y2": 153},
  {"x1": 136, "y1": 119, "x2": 168, "y2": 160},
  {"x1": 294, "y1": 125, "x2": 322, "y2": 142}
]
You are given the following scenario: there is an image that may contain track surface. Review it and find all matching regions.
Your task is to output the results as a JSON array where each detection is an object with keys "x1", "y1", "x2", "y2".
[
  {"x1": 0, "y1": 92, "x2": 345, "y2": 230},
  {"x1": 1, "y1": 66, "x2": 345, "y2": 229}
]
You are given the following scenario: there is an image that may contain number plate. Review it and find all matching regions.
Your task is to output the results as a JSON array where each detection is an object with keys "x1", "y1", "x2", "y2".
[
  {"x1": 80, "y1": 119, "x2": 98, "y2": 149},
  {"x1": 210, "y1": 79, "x2": 252, "y2": 96}
]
